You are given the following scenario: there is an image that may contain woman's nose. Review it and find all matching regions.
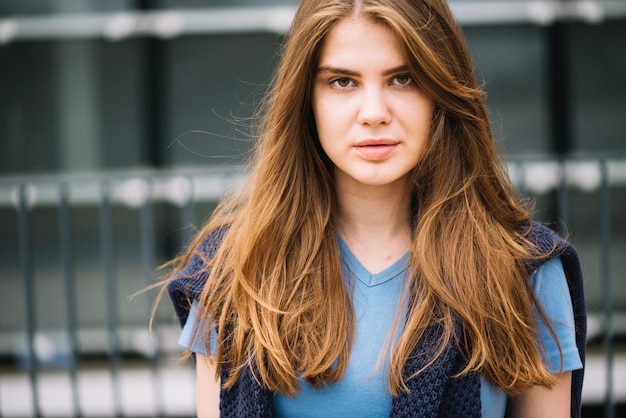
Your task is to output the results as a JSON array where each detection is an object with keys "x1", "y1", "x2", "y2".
[{"x1": 356, "y1": 87, "x2": 392, "y2": 126}]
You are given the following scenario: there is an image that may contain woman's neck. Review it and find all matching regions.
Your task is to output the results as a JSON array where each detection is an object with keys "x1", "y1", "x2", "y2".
[{"x1": 335, "y1": 180, "x2": 412, "y2": 274}]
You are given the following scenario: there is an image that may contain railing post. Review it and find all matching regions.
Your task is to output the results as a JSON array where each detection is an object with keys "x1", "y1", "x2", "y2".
[
  {"x1": 16, "y1": 184, "x2": 40, "y2": 417},
  {"x1": 139, "y1": 178, "x2": 164, "y2": 417},
  {"x1": 600, "y1": 158, "x2": 614, "y2": 418},
  {"x1": 58, "y1": 182, "x2": 82, "y2": 417},
  {"x1": 99, "y1": 181, "x2": 122, "y2": 417},
  {"x1": 558, "y1": 158, "x2": 570, "y2": 235},
  {"x1": 180, "y1": 176, "x2": 196, "y2": 246}
]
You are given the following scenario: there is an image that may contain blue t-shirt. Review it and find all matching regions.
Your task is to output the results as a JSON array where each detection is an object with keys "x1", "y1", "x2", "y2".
[{"x1": 179, "y1": 236, "x2": 582, "y2": 417}]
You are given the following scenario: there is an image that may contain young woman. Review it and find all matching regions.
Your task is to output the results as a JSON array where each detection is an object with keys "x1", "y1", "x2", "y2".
[{"x1": 164, "y1": 0, "x2": 586, "y2": 416}]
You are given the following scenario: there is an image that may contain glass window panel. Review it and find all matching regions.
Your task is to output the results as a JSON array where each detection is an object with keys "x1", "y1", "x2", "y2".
[
  {"x1": 164, "y1": 32, "x2": 281, "y2": 166},
  {"x1": 570, "y1": 21, "x2": 626, "y2": 154},
  {"x1": 464, "y1": 24, "x2": 550, "y2": 156}
]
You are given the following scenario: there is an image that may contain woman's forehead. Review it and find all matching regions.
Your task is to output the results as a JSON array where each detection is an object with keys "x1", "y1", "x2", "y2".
[{"x1": 318, "y1": 17, "x2": 408, "y2": 69}]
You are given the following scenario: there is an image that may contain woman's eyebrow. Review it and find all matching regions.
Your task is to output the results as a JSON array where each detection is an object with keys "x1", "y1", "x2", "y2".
[
  {"x1": 383, "y1": 65, "x2": 410, "y2": 76},
  {"x1": 316, "y1": 66, "x2": 359, "y2": 76},
  {"x1": 316, "y1": 64, "x2": 409, "y2": 76}
]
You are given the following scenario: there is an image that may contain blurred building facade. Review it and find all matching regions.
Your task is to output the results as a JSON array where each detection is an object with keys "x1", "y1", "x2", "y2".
[{"x1": 0, "y1": 0, "x2": 625, "y2": 416}]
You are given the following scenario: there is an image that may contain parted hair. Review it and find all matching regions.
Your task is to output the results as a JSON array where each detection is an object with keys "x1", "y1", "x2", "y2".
[{"x1": 164, "y1": 0, "x2": 561, "y2": 397}]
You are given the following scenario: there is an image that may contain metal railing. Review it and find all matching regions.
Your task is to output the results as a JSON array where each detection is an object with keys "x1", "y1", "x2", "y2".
[{"x1": 0, "y1": 156, "x2": 624, "y2": 417}]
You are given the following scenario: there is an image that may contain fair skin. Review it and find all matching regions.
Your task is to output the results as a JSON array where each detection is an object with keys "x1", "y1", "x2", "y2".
[
  {"x1": 312, "y1": 16, "x2": 432, "y2": 271},
  {"x1": 196, "y1": 354, "x2": 220, "y2": 418},
  {"x1": 196, "y1": 15, "x2": 573, "y2": 417},
  {"x1": 508, "y1": 372, "x2": 572, "y2": 418}
]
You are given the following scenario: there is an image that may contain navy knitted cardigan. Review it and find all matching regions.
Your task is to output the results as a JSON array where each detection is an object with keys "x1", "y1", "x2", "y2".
[{"x1": 168, "y1": 223, "x2": 586, "y2": 417}]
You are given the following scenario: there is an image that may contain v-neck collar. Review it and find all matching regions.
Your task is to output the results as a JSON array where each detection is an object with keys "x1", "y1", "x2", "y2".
[{"x1": 337, "y1": 234, "x2": 409, "y2": 287}]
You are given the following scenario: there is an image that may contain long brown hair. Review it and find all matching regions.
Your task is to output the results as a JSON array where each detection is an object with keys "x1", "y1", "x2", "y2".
[{"x1": 165, "y1": 0, "x2": 560, "y2": 397}]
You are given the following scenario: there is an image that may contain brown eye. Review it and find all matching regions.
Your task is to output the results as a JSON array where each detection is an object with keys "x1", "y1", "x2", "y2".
[
  {"x1": 332, "y1": 78, "x2": 354, "y2": 88},
  {"x1": 393, "y1": 74, "x2": 413, "y2": 86}
]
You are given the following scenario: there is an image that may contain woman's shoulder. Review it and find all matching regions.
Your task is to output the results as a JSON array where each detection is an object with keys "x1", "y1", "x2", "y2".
[
  {"x1": 521, "y1": 221, "x2": 584, "y2": 309},
  {"x1": 174, "y1": 225, "x2": 230, "y2": 280},
  {"x1": 521, "y1": 221, "x2": 578, "y2": 272},
  {"x1": 166, "y1": 225, "x2": 230, "y2": 326}
]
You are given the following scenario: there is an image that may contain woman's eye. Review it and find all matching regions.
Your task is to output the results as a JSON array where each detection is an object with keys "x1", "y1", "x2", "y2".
[
  {"x1": 331, "y1": 78, "x2": 354, "y2": 88},
  {"x1": 393, "y1": 74, "x2": 413, "y2": 86}
]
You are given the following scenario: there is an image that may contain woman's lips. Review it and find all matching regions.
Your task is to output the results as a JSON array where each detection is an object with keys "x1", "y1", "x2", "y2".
[{"x1": 354, "y1": 139, "x2": 399, "y2": 160}]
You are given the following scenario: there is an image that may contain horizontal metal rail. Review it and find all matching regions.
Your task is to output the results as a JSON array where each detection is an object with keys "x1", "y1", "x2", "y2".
[
  {"x1": 1, "y1": 1, "x2": 625, "y2": 44},
  {"x1": 0, "y1": 157, "x2": 625, "y2": 210}
]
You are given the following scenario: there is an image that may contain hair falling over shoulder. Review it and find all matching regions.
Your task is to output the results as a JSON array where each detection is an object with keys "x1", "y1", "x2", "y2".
[{"x1": 162, "y1": 0, "x2": 562, "y2": 398}]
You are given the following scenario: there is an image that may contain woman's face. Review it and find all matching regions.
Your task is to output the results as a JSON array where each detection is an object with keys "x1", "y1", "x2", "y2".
[{"x1": 312, "y1": 17, "x2": 433, "y2": 192}]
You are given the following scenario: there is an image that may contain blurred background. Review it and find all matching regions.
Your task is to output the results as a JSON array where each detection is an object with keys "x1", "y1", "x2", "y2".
[{"x1": 0, "y1": 0, "x2": 624, "y2": 416}]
